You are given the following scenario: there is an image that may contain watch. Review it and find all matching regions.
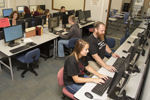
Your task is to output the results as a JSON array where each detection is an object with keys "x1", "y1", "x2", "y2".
[{"x1": 110, "y1": 51, "x2": 114, "y2": 55}]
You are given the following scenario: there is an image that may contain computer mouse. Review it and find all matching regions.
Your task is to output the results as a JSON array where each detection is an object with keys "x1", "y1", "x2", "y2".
[
  {"x1": 122, "y1": 56, "x2": 125, "y2": 59},
  {"x1": 127, "y1": 41, "x2": 131, "y2": 44},
  {"x1": 122, "y1": 50, "x2": 128, "y2": 53},
  {"x1": 85, "y1": 92, "x2": 93, "y2": 99}
]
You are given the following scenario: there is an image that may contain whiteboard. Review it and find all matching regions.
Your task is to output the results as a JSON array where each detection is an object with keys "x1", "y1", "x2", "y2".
[{"x1": 52, "y1": 0, "x2": 85, "y2": 10}]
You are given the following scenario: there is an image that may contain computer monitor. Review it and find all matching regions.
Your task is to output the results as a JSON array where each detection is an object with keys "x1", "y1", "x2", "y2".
[
  {"x1": 3, "y1": 25, "x2": 23, "y2": 47},
  {"x1": 68, "y1": 10, "x2": 75, "y2": 15},
  {"x1": 17, "y1": 6, "x2": 25, "y2": 13},
  {"x1": 2, "y1": 8, "x2": 13, "y2": 17},
  {"x1": 137, "y1": 28, "x2": 148, "y2": 46},
  {"x1": 78, "y1": 11, "x2": 85, "y2": 23},
  {"x1": 75, "y1": 10, "x2": 82, "y2": 17},
  {"x1": 16, "y1": 18, "x2": 32, "y2": 31},
  {"x1": 107, "y1": 59, "x2": 126, "y2": 99},
  {"x1": 84, "y1": 10, "x2": 91, "y2": 21},
  {"x1": 30, "y1": 5, "x2": 37, "y2": 12},
  {"x1": 34, "y1": 15, "x2": 46, "y2": 26},
  {"x1": 53, "y1": 12, "x2": 60, "y2": 17},
  {"x1": 40, "y1": 5, "x2": 45, "y2": 11},
  {"x1": 62, "y1": 14, "x2": 69, "y2": 28},
  {"x1": 48, "y1": 16, "x2": 59, "y2": 32}
]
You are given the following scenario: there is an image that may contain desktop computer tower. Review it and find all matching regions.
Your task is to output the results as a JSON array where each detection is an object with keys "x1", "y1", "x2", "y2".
[{"x1": 123, "y1": 3, "x2": 130, "y2": 12}]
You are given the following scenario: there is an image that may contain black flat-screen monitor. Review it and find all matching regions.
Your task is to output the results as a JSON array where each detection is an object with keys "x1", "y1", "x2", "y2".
[
  {"x1": 34, "y1": 15, "x2": 46, "y2": 26},
  {"x1": 17, "y1": 6, "x2": 25, "y2": 13},
  {"x1": 40, "y1": 5, "x2": 45, "y2": 11},
  {"x1": 78, "y1": 11, "x2": 85, "y2": 22},
  {"x1": 48, "y1": 16, "x2": 59, "y2": 32},
  {"x1": 84, "y1": 10, "x2": 91, "y2": 21},
  {"x1": 107, "y1": 58, "x2": 126, "y2": 99},
  {"x1": 2, "y1": 8, "x2": 13, "y2": 17},
  {"x1": 62, "y1": 14, "x2": 69, "y2": 28},
  {"x1": 16, "y1": 18, "x2": 32, "y2": 31},
  {"x1": 75, "y1": 10, "x2": 82, "y2": 17},
  {"x1": 3, "y1": 25, "x2": 23, "y2": 47},
  {"x1": 68, "y1": 10, "x2": 75, "y2": 15},
  {"x1": 53, "y1": 12, "x2": 60, "y2": 17}
]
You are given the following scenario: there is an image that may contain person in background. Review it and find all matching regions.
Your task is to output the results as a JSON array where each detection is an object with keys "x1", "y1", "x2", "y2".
[
  {"x1": 59, "y1": 6, "x2": 66, "y2": 20},
  {"x1": 55, "y1": 15, "x2": 80, "y2": 60},
  {"x1": 86, "y1": 22, "x2": 120, "y2": 72},
  {"x1": 22, "y1": 6, "x2": 31, "y2": 18},
  {"x1": 63, "y1": 39, "x2": 108, "y2": 94},
  {"x1": 44, "y1": 9, "x2": 50, "y2": 25},
  {"x1": 33, "y1": 5, "x2": 43, "y2": 16},
  {"x1": 9, "y1": 11, "x2": 21, "y2": 26}
]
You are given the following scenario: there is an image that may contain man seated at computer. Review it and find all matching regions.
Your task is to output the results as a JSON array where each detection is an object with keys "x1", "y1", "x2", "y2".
[
  {"x1": 86, "y1": 22, "x2": 120, "y2": 72},
  {"x1": 55, "y1": 15, "x2": 80, "y2": 60},
  {"x1": 9, "y1": 11, "x2": 21, "y2": 26},
  {"x1": 59, "y1": 6, "x2": 66, "y2": 20},
  {"x1": 64, "y1": 39, "x2": 108, "y2": 94}
]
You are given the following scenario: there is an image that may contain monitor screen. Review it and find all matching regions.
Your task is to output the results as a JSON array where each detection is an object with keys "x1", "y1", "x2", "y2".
[
  {"x1": 2, "y1": 9, "x2": 13, "y2": 17},
  {"x1": 78, "y1": 11, "x2": 85, "y2": 20},
  {"x1": 34, "y1": 15, "x2": 46, "y2": 26},
  {"x1": 68, "y1": 10, "x2": 75, "y2": 15},
  {"x1": 75, "y1": 10, "x2": 82, "y2": 17},
  {"x1": 48, "y1": 17, "x2": 59, "y2": 29},
  {"x1": 17, "y1": 6, "x2": 25, "y2": 13},
  {"x1": 30, "y1": 5, "x2": 37, "y2": 12},
  {"x1": 62, "y1": 14, "x2": 69, "y2": 25},
  {"x1": 53, "y1": 12, "x2": 60, "y2": 17},
  {"x1": 40, "y1": 5, "x2": 45, "y2": 10},
  {"x1": 84, "y1": 10, "x2": 91, "y2": 19},
  {"x1": 3, "y1": 25, "x2": 23, "y2": 43}
]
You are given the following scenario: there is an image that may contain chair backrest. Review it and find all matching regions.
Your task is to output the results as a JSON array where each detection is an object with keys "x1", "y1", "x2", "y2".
[
  {"x1": 124, "y1": 12, "x2": 129, "y2": 22},
  {"x1": 113, "y1": 9, "x2": 117, "y2": 14},
  {"x1": 120, "y1": 37, "x2": 126, "y2": 45},
  {"x1": 57, "y1": 67, "x2": 64, "y2": 87},
  {"x1": 106, "y1": 38, "x2": 116, "y2": 48},
  {"x1": 68, "y1": 38, "x2": 81, "y2": 48},
  {"x1": 0, "y1": 31, "x2": 4, "y2": 40},
  {"x1": 25, "y1": 48, "x2": 40, "y2": 63},
  {"x1": 125, "y1": 28, "x2": 130, "y2": 38}
]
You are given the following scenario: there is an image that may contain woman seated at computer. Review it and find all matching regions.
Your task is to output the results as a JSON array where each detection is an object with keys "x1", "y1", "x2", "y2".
[
  {"x1": 22, "y1": 6, "x2": 32, "y2": 18},
  {"x1": 63, "y1": 39, "x2": 108, "y2": 94},
  {"x1": 33, "y1": 5, "x2": 43, "y2": 16},
  {"x1": 9, "y1": 11, "x2": 21, "y2": 26},
  {"x1": 44, "y1": 9, "x2": 50, "y2": 25}
]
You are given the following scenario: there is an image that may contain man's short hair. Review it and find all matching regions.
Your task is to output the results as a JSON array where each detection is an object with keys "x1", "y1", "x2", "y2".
[
  {"x1": 93, "y1": 21, "x2": 105, "y2": 31},
  {"x1": 61, "y1": 6, "x2": 65, "y2": 9},
  {"x1": 69, "y1": 15, "x2": 75, "y2": 22}
]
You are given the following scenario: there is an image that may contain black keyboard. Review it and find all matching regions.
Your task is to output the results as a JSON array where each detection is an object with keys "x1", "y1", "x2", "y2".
[
  {"x1": 10, "y1": 45, "x2": 30, "y2": 53},
  {"x1": 86, "y1": 21, "x2": 94, "y2": 23},
  {"x1": 91, "y1": 77, "x2": 112, "y2": 96},
  {"x1": 112, "y1": 58, "x2": 124, "y2": 70},
  {"x1": 58, "y1": 30, "x2": 64, "y2": 33}
]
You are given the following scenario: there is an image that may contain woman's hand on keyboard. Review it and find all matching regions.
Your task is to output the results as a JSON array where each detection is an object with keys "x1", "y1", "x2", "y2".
[
  {"x1": 92, "y1": 78, "x2": 105, "y2": 85},
  {"x1": 97, "y1": 74, "x2": 108, "y2": 81},
  {"x1": 105, "y1": 65, "x2": 116, "y2": 72}
]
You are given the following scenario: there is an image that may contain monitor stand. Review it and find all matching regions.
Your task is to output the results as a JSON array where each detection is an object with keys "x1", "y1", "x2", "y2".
[{"x1": 8, "y1": 40, "x2": 20, "y2": 47}]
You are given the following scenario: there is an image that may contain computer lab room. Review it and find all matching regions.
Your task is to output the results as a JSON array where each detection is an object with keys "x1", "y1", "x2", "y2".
[{"x1": 0, "y1": 0, "x2": 150, "y2": 100}]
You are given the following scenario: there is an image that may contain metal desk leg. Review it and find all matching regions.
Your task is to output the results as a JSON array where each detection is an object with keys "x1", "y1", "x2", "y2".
[
  {"x1": 8, "y1": 57, "x2": 13, "y2": 81},
  {"x1": 56, "y1": 38, "x2": 58, "y2": 57},
  {"x1": 53, "y1": 39, "x2": 56, "y2": 58}
]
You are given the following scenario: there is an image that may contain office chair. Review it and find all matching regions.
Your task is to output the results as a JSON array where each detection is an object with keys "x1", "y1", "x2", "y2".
[
  {"x1": 105, "y1": 38, "x2": 116, "y2": 58},
  {"x1": 57, "y1": 67, "x2": 77, "y2": 100},
  {"x1": 0, "y1": 31, "x2": 4, "y2": 40},
  {"x1": 15, "y1": 48, "x2": 40, "y2": 78},
  {"x1": 120, "y1": 37, "x2": 127, "y2": 45},
  {"x1": 64, "y1": 38, "x2": 81, "y2": 54},
  {"x1": 125, "y1": 28, "x2": 130, "y2": 38}
]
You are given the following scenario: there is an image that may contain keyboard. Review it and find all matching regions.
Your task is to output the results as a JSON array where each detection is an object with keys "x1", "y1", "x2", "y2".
[
  {"x1": 112, "y1": 58, "x2": 124, "y2": 70},
  {"x1": 91, "y1": 77, "x2": 112, "y2": 96},
  {"x1": 86, "y1": 20, "x2": 94, "y2": 23},
  {"x1": 10, "y1": 45, "x2": 30, "y2": 54},
  {"x1": 58, "y1": 30, "x2": 64, "y2": 33}
]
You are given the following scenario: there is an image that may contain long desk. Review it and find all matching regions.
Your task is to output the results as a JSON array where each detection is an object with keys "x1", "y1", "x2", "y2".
[
  {"x1": 0, "y1": 34, "x2": 57, "y2": 80},
  {"x1": 74, "y1": 22, "x2": 150, "y2": 99},
  {"x1": 138, "y1": 20, "x2": 148, "y2": 29}
]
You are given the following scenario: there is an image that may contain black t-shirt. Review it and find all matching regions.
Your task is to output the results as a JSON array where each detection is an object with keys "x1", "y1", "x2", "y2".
[
  {"x1": 63, "y1": 55, "x2": 88, "y2": 86},
  {"x1": 86, "y1": 34, "x2": 106, "y2": 61}
]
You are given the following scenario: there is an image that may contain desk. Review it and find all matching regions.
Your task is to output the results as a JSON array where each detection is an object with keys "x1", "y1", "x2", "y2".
[
  {"x1": 74, "y1": 21, "x2": 150, "y2": 99},
  {"x1": 0, "y1": 34, "x2": 57, "y2": 80},
  {"x1": 108, "y1": 18, "x2": 117, "y2": 21},
  {"x1": 115, "y1": 13, "x2": 124, "y2": 16},
  {"x1": 138, "y1": 21, "x2": 148, "y2": 29}
]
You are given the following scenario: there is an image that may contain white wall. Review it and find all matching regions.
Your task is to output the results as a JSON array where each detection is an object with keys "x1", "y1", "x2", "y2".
[{"x1": 111, "y1": 0, "x2": 123, "y2": 12}]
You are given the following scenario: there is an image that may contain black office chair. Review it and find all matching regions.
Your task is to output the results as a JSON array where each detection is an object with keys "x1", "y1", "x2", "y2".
[{"x1": 15, "y1": 48, "x2": 40, "y2": 78}]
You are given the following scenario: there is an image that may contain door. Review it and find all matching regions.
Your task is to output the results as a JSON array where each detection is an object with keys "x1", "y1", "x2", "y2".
[{"x1": 101, "y1": 0, "x2": 110, "y2": 25}]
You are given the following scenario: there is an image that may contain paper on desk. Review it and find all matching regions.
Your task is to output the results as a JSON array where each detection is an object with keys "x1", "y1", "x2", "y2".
[
  {"x1": 131, "y1": 36, "x2": 138, "y2": 39},
  {"x1": 23, "y1": 38, "x2": 33, "y2": 43}
]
